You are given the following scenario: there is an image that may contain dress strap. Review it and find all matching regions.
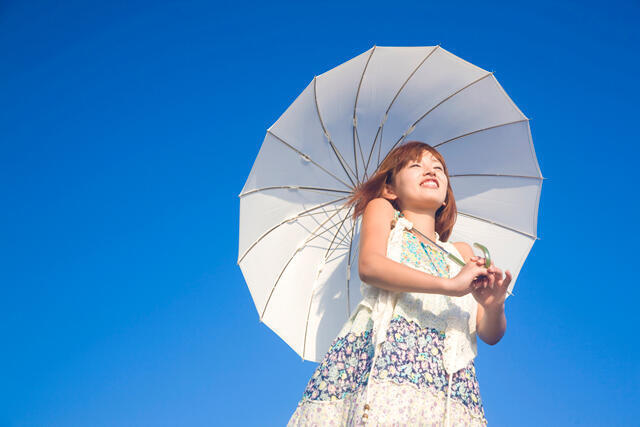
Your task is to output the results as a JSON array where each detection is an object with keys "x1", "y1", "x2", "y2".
[{"x1": 361, "y1": 209, "x2": 407, "y2": 423}]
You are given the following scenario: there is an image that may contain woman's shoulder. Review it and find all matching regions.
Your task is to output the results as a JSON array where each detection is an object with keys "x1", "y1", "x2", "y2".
[
  {"x1": 358, "y1": 198, "x2": 397, "y2": 268},
  {"x1": 362, "y1": 197, "x2": 397, "y2": 221},
  {"x1": 364, "y1": 197, "x2": 395, "y2": 213},
  {"x1": 451, "y1": 241, "x2": 473, "y2": 263}
]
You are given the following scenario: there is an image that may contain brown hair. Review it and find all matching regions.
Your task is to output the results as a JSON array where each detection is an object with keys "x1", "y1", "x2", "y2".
[{"x1": 345, "y1": 141, "x2": 457, "y2": 241}]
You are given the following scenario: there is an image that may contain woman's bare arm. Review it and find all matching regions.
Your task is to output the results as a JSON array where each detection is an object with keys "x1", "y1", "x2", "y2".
[
  {"x1": 357, "y1": 198, "x2": 451, "y2": 294},
  {"x1": 453, "y1": 241, "x2": 506, "y2": 345}
]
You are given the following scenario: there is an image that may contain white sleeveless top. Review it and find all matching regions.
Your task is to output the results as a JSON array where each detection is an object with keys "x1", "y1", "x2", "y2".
[{"x1": 358, "y1": 211, "x2": 478, "y2": 376}]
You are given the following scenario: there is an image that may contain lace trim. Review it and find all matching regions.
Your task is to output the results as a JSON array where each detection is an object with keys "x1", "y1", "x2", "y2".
[
  {"x1": 292, "y1": 377, "x2": 487, "y2": 426},
  {"x1": 368, "y1": 377, "x2": 486, "y2": 422}
]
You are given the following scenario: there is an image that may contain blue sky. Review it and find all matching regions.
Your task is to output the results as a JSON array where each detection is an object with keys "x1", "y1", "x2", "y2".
[{"x1": 1, "y1": 0, "x2": 639, "y2": 425}]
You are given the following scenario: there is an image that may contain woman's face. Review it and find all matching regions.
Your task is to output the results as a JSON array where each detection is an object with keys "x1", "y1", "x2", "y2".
[{"x1": 388, "y1": 150, "x2": 448, "y2": 212}]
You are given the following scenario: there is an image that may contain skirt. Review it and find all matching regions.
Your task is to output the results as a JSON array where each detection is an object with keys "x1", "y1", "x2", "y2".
[{"x1": 287, "y1": 304, "x2": 487, "y2": 426}]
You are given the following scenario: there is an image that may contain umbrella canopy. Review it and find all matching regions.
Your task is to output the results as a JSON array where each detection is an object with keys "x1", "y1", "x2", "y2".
[{"x1": 238, "y1": 45, "x2": 542, "y2": 362}]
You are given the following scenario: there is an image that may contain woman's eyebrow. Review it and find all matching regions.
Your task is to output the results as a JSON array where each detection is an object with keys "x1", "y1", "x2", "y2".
[{"x1": 414, "y1": 157, "x2": 442, "y2": 165}]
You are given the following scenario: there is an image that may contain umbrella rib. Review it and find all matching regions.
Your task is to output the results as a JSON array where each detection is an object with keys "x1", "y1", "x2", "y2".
[
  {"x1": 313, "y1": 77, "x2": 358, "y2": 187},
  {"x1": 325, "y1": 209, "x2": 356, "y2": 261},
  {"x1": 302, "y1": 205, "x2": 354, "y2": 359},
  {"x1": 306, "y1": 210, "x2": 348, "y2": 247},
  {"x1": 293, "y1": 208, "x2": 353, "y2": 248},
  {"x1": 352, "y1": 45, "x2": 377, "y2": 182},
  {"x1": 348, "y1": 232, "x2": 362, "y2": 316},
  {"x1": 323, "y1": 204, "x2": 355, "y2": 261},
  {"x1": 346, "y1": 219, "x2": 358, "y2": 317},
  {"x1": 260, "y1": 206, "x2": 348, "y2": 322},
  {"x1": 239, "y1": 185, "x2": 352, "y2": 198},
  {"x1": 377, "y1": 128, "x2": 383, "y2": 168},
  {"x1": 457, "y1": 210, "x2": 539, "y2": 240},
  {"x1": 363, "y1": 126, "x2": 379, "y2": 183},
  {"x1": 238, "y1": 196, "x2": 349, "y2": 264},
  {"x1": 384, "y1": 71, "x2": 495, "y2": 160},
  {"x1": 321, "y1": 219, "x2": 357, "y2": 266},
  {"x1": 449, "y1": 173, "x2": 545, "y2": 180},
  {"x1": 432, "y1": 118, "x2": 530, "y2": 149},
  {"x1": 363, "y1": 45, "x2": 441, "y2": 178},
  {"x1": 355, "y1": 124, "x2": 367, "y2": 183},
  {"x1": 267, "y1": 130, "x2": 354, "y2": 191},
  {"x1": 299, "y1": 202, "x2": 350, "y2": 246},
  {"x1": 288, "y1": 205, "x2": 352, "y2": 249}
]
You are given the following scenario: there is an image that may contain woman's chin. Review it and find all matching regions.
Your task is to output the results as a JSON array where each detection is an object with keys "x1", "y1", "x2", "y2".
[{"x1": 406, "y1": 200, "x2": 443, "y2": 212}]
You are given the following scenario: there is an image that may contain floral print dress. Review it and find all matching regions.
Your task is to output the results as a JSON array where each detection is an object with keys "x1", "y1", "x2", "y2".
[{"x1": 287, "y1": 210, "x2": 488, "y2": 426}]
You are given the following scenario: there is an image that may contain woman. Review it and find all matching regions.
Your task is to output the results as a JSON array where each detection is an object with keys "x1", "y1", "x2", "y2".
[{"x1": 287, "y1": 141, "x2": 511, "y2": 426}]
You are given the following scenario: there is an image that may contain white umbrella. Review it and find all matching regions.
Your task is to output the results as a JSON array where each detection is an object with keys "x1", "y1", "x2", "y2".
[{"x1": 238, "y1": 45, "x2": 543, "y2": 362}]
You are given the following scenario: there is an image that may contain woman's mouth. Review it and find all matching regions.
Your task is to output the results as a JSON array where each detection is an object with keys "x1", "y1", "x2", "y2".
[{"x1": 420, "y1": 179, "x2": 439, "y2": 189}]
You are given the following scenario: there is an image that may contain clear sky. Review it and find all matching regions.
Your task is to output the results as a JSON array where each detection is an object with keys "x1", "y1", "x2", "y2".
[{"x1": 1, "y1": 0, "x2": 639, "y2": 425}]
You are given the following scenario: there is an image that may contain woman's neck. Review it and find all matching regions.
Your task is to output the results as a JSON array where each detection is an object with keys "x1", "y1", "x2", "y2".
[{"x1": 400, "y1": 208, "x2": 438, "y2": 241}]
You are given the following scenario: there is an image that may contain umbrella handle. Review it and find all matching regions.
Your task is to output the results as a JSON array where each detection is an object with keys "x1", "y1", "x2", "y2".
[
  {"x1": 473, "y1": 242, "x2": 492, "y2": 268},
  {"x1": 448, "y1": 242, "x2": 491, "y2": 268},
  {"x1": 446, "y1": 243, "x2": 491, "y2": 268},
  {"x1": 449, "y1": 244, "x2": 515, "y2": 296},
  {"x1": 447, "y1": 253, "x2": 466, "y2": 267},
  {"x1": 471, "y1": 243, "x2": 514, "y2": 296}
]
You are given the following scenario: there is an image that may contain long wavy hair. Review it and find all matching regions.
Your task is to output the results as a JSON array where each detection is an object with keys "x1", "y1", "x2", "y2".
[{"x1": 345, "y1": 141, "x2": 457, "y2": 242}]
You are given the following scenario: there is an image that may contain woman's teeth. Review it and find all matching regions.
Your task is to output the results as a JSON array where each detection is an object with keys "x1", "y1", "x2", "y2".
[{"x1": 421, "y1": 181, "x2": 438, "y2": 188}]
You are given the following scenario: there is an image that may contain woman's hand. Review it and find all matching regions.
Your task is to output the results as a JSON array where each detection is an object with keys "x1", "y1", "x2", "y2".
[
  {"x1": 469, "y1": 256, "x2": 512, "y2": 308},
  {"x1": 444, "y1": 260, "x2": 490, "y2": 297}
]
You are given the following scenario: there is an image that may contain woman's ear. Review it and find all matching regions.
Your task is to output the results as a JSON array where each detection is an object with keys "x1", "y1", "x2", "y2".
[{"x1": 381, "y1": 184, "x2": 397, "y2": 201}]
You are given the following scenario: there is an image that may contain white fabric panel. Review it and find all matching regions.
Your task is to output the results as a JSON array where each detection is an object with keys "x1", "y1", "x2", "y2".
[
  {"x1": 315, "y1": 48, "x2": 374, "y2": 182},
  {"x1": 304, "y1": 218, "x2": 355, "y2": 360},
  {"x1": 437, "y1": 120, "x2": 541, "y2": 178},
  {"x1": 238, "y1": 201, "x2": 349, "y2": 319},
  {"x1": 353, "y1": 47, "x2": 434, "y2": 180},
  {"x1": 379, "y1": 47, "x2": 488, "y2": 159},
  {"x1": 406, "y1": 75, "x2": 525, "y2": 149},
  {"x1": 259, "y1": 206, "x2": 354, "y2": 360},
  {"x1": 451, "y1": 175, "x2": 541, "y2": 236},
  {"x1": 268, "y1": 81, "x2": 355, "y2": 188},
  {"x1": 297, "y1": 215, "x2": 363, "y2": 361},
  {"x1": 238, "y1": 189, "x2": 345, "y2": 263},
  {"x1": 260, "y1": 235, "x2": 326, "y2": 360},
  {"x1": 241, "y1": 132, "x2": 350, "y2": 194}
]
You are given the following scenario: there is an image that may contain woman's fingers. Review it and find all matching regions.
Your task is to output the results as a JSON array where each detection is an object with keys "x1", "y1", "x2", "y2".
[
  {"x1": 488, "y1": 271, "x2": 496, "y2": 288},
  {"x1": 490, "y1": 266, "x2": 504, "y2": 282},
  {"x1": 503, "y1": 270, "x2": 512, "y2": 286}
]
